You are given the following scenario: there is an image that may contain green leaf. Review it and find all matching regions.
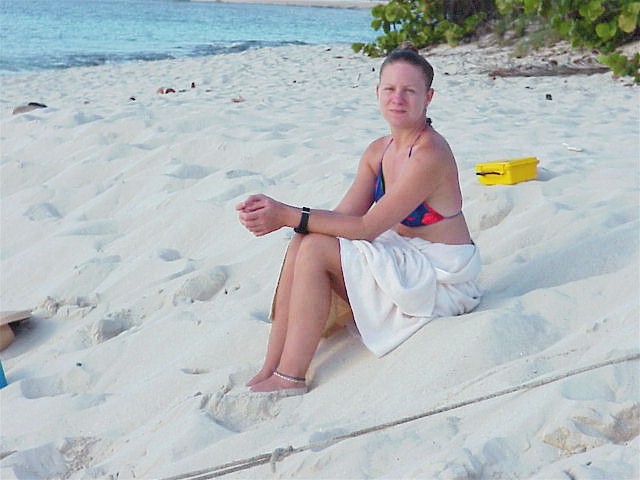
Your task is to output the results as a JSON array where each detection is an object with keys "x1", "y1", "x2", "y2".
[
  {"x1": 595, "y1": 21, "x2": 617, "y2": 41},
  {"x1": 384, "y1": 3, "x2": 402, "y2": 22},
  {"x1": 551, "y1": 16, "x2": 572, "y2": 37},
  {"x1": 598, "y1": 53, "x2": 623, "y2": 70},
  {"x1": 618, "y1": 12, "x2": 637, "y2": 33},
  {"x1": 421, "y1": 24, "x2": 434, "y2": 40},
  {"x1": 618, "y1": 4, "x2": 640, "y2": 33},
  {"x1": 538, "y1": 0, "x2": 552, "y2": 17},
  {"x1": 578, "y1": 1, "x2": 604, "y2": 22},
  {"x1": 495, "y1": 0, "x2": 514, "y2": 16},
  {"x1": 445, "y1": 26, "x2": 463, "y2": 46},
  {"x1": 523, "y1": 0, "x2": 540, "y2": 15},
  {"x1": 371, "y1": 4, "x2": 386, "y2": 18},
  {"x1": 626, "y1": 2, "x2": 640, "y2": 16}
]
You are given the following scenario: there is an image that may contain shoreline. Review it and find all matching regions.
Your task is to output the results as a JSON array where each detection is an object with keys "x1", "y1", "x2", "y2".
[{"x1": 191, "y1": 0, "x2": 383, "y2": 9}]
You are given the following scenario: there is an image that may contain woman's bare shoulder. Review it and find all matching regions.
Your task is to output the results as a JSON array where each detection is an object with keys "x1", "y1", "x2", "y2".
[
  {"x1": 366, "y1": 135, "x2": 390, "y2": 151},
  {"x1": 415, "y1": 129, "x2": 455, "y2": 164},
  {"x1": 408, "y1": 131, "x2": 458, "y2": 187},
  {"x1": 362, "y1": 136, "x2": 390, "y2": 160}
]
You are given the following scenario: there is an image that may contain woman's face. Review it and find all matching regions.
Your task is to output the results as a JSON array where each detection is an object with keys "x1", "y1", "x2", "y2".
[{"x1": 377, "y1": 61, "x2": 433, "y2": 129}]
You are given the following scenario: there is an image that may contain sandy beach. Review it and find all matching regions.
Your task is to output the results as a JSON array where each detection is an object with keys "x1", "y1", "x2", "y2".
[{"x1": 1, "y1": 40, "x2": 639, "y2": 479}]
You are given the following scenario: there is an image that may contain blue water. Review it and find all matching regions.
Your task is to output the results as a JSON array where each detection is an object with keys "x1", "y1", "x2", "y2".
[{"x1": 0, "y1": 0, "x2": 375, "y2": 75}]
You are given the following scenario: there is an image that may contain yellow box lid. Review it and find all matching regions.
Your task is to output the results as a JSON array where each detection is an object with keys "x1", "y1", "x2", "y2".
[{"x1": 475, "y1": 157, "x2": 539, "y2": 173}]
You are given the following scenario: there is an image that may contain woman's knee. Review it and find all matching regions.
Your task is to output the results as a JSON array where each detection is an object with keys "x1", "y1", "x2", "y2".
[
  {"x1": 296, "y1": 233, "x2": 339, "y2": 266},
  {"x1": 299, "y1": 232, "x2": 338, "y2": 251},
  {"x1": 285, "y1": 233, "x2": 304, "y2": 259}
]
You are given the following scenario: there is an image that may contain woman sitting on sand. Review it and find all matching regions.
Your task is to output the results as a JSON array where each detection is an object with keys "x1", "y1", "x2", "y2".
[{"x1": 236, "y1": 43, "x2": 481, "y2": 395}]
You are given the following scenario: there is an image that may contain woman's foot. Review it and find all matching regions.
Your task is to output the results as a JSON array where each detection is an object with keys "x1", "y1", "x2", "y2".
[
  {"x1": 249, "y1": 371, "x2": 307, "y2": 394},
  {"x1": 246, "y1": 367, "x2": 274, "y2": 387}
]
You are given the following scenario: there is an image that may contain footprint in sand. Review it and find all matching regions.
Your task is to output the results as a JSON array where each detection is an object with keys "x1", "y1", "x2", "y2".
[
  {"x1": 225, "y1": 169, "x2": 258, "y2": 179},
  {"x1": 23, "y1": 202, "x2": 62, "y2": 221},
  {"x1": 277, "y1": 143, "x2": 296, "y2": 157},
  {"x1": 89, "y1": 309, "x2": 134, "y2": 344},
  {"x1": 172, "y1": 267, "x2": 227, "y2": 304},
  {"x1": 476, "y1": 192, "x2": 514, "y2": 231},
  {"x1": 573, "y1": 404, "x2": 640, "y2": 444},
  {"x1": 1, "y1": 437, "x2": 101, "y2": 479},
  {"x1": 72, "y1": 112, "x2": 103, "y2": 125},
  {"x1": 36, "y1": 295, "x2": 97, "y2": 320},
  {"x1": 20, "y1": 364, "x2": 93, "y2": 399},
  {"x1": 198, "y1": 371, "x2": 299, "y2": 432},
  {"x1": 181, "y1": 367, "x2": 210, "y2": 375},
  {"x1": 165, "y1": 164, "x2": 213, "y2": 180},
  {"x1": 157, "y1": 248, "x2": 181, "y2": 262},
  {"x1": 164, "y1": 259, "x2": 197, "y2": 282},
  {"x1": 63, "y1": 220, "x2": 118, "y2": 236},
  {"x1": 67, "y1": 309, "x2": 134, "y2": 350},
  {"x1": 543, "y1": 403, "x2": 639, "y2": 456},
  {"x1": 20, "y1": 375, "x2": 67, "y2": 399},
  {"x1": 559, "y1": 375, "x2": 616, "y2": 402},
  {"x1": 202, "y1": 391, "x2": 281, "y2": 432},
  {"x1": 64, "y1": 256, "x2": 121, "y2": 296}
]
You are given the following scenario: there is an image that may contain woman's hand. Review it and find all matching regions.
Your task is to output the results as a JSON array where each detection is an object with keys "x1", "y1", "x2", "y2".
[{"x1": 236, "y1": 194, "x2": 290, "y2": 236}]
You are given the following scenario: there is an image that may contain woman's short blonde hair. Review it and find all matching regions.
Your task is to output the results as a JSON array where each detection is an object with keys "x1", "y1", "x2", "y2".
[{"x1": 380, "y1": 42, "x2": 434, "y2": 90}]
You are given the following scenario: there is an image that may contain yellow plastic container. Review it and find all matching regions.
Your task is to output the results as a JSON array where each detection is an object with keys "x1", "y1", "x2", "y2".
[{"x1": 475, "y1": 157, "x2": 539, "y2": 185}]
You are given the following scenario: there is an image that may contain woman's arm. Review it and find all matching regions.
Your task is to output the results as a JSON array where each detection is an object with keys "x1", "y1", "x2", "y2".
[
  {"x1": 301, "y1": 140, "x2": 447, "y2": 239},
  {"x1": 236, "y1": 140, "x2": 380, "y2": 237},
  {"x1": 237, "y1": 139, "x2": 447, "y2": 241}
]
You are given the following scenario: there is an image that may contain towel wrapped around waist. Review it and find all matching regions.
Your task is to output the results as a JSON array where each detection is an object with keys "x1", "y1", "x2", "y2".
[{"x1": 338, "y1": 230, "x2": 482, "y2": 357}]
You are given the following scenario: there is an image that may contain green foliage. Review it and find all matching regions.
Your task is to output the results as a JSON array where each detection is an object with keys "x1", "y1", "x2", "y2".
[
  {"x1": 494, "y1": 0, "x2": 639, "y2": 51},
  {"x1": 495, "y1": 0, "x2": 640, "y2": 80},
  {"x1": 598, "y1": 51, "x2": 640, "y2": 81},
  {"x1": 511, "y1": 24, "x2": 564, "y2": 57},
  {"x1": 353, "y1": 0, "x2": 640, "y2": 81},
  {"x1": 351, "y1": 0, "x2": 492, "y2": 56}
]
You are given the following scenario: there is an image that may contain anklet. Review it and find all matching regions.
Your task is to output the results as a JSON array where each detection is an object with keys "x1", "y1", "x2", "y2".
[{"x1": 273, "y1": 370, "x2": 306, "y2": 384}]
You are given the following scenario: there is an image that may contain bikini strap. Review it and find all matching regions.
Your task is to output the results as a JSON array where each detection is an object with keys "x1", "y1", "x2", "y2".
[
  {"x1": 408, "y1": 129, "x2": 424, "y2": 158},
  {"x1": 383, "y1": 117, "x2": 433, "y2": 162},
  {"x1": 379, "y1": 136, "x2": 394, "y2": 170},
  {"x1": 408, "y1": 118, "x2": 432, "y2": 157},
  {"x1": 382, "y1": 136, "x2": 394, "y2": 154}
]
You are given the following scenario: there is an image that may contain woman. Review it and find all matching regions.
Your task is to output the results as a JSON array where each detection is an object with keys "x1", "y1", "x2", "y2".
[{"x1": 236, "y1": 44, "x2": 481, "y2": 395}]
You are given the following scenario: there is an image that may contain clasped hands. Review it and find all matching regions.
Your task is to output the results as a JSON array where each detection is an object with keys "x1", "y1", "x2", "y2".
[{"x1": 236, "y1": 194, "x2": 288, "y2": 237}]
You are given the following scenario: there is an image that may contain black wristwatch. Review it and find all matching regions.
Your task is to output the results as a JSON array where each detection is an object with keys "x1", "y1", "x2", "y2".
[{"x1": 294, "y1": 207, "x2": 311, "y2": 234}]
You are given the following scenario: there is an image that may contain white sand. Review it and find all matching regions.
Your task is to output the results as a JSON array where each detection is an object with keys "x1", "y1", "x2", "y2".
[{"x1": 1, "y1": 44, "x2": 639, "y2": 479}]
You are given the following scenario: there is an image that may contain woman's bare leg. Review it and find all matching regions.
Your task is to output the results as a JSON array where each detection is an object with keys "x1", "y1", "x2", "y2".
[
  {"x1": 246, "y1": 234, "x2": 303, "y2": 386},
  {"x1": 250, "y1": 234, "x2": 346, "y2": 392}
]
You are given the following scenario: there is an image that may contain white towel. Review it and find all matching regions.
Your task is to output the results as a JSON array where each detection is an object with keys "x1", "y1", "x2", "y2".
[{"x1": 339, "y1": 230, "x2": 482, "y2": 357}]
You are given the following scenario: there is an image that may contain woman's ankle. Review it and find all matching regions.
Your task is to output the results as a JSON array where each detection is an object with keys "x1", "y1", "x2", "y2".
[
  {"x1": 246, "y1": 362, "x2": 282, "y2": 386},
  {"x1": 273, "y1": 370, "x2": 306, "y2": 384},
  {"x1": 246, "y1": 367, "x2": 273, "y2": 386}
]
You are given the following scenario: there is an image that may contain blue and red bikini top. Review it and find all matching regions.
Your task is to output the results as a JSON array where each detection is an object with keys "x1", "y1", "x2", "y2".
[{"x1": 373, "y1": 119, "x2": 461, "y2": 227}]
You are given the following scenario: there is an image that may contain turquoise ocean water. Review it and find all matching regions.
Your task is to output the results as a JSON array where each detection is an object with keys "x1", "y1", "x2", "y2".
[{"x1": 0, "y1": 0, "x2": 375, "y2": 75}]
